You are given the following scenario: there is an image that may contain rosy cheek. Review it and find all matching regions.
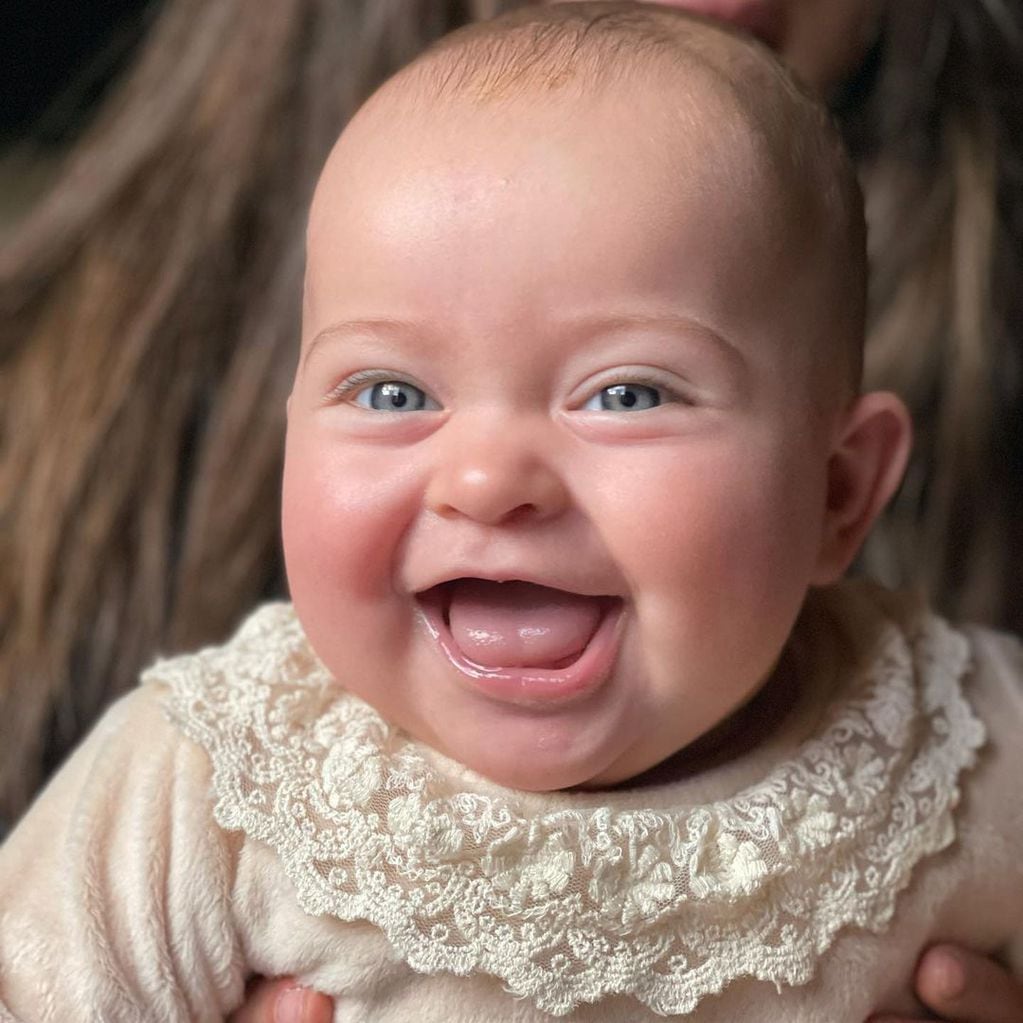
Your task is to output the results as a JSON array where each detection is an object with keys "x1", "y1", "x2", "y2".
[
  {"x1": 605, "y1": 450, "x2": 747, "y2": 559},
  {"x1": 282, "y1": 427, "x2": 421, "y2": 602},
  {"x1": 596, "y1": 440, "x2": 809, "y2": 615}
]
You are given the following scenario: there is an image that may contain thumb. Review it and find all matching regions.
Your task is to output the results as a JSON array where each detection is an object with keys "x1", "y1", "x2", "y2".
[
  {"x1": 915, "y1": 944, "x2": 1023, "y2": 1023},
  {"x1": 228, "y1": 976, "x2": 335, "y2": 1023}
]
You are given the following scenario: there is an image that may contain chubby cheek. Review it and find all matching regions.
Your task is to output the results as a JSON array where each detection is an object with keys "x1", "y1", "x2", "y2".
[
  {"x1": 281, "y1": 424, "x2": 422, "y2": 678},
  {"x1": 598, "y1": 435, "x2": 826, "y2": 680}
]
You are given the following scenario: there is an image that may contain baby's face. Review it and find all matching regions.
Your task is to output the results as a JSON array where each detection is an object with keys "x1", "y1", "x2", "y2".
[{"x1": 284, "y1": 81, "x2": 842, "y2": 791}]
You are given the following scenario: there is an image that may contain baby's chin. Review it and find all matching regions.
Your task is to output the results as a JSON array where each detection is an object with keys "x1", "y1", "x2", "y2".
[
  {"x1": 427, "y1": 727, "x2": 664, "y2": 794},
  {"x1": 421, "y1": 673, "x2": 795, "y2": 794}
]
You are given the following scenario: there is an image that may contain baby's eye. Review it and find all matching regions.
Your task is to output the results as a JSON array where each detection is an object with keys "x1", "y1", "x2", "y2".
[
  {"x1": 583, "y1": 383, "x2": 663, "y2": 412},
  {"x1": 353, "y1": 380, "x2": 439, "y2": 412}
]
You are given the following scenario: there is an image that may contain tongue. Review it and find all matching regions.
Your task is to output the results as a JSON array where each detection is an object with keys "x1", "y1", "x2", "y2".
[{"x1": 447, "y1": 580, "x2": 603, "y2": 668}]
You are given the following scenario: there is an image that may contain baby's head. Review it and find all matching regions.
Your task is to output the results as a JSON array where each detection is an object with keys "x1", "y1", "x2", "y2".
[{"x1": 283, "y1": 2, "x2": 911, "y2": 791}]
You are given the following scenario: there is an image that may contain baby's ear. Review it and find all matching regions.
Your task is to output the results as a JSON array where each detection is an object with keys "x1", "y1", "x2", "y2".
[{"x1": 813, "y1": 391, "x2": 912, "y2": 585}]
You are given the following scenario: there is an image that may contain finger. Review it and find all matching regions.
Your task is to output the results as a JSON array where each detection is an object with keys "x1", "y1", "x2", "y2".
[
  {"x1": 227, "y1": 976, "x2": 334, "y2": 1023},
  {"x1": 916, "y1": 944, "x2": 1023, "y2": 1023},
  {"x1": 227, "y1": 975, "x2": 282, "y2": 1023}
]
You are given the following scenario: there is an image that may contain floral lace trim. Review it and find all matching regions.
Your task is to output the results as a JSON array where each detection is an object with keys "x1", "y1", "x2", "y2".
[{"x1": 150, "y1": 601, "x2": 985, "y2": 1016}]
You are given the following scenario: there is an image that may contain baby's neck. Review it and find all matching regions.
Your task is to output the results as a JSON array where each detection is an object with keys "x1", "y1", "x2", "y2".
[{"x1": 593, "y1": 647, "x2": 801, "y2": 792}]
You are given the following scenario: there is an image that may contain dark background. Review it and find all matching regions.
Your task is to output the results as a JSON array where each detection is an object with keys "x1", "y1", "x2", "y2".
[{"x1": 1, "y1": 1, "x2": 157, "y2": 147}]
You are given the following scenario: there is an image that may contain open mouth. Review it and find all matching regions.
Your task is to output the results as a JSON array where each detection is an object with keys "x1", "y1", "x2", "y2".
[{"x1": 415, "y1": 579, "x2": 624, "y2": 704}]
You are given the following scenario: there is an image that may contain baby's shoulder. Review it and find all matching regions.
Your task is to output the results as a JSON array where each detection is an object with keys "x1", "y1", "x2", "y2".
[
  {"x1": 955, "y1": 622, "x2": 1023, "y2": 774},
  {"x1": 814, "y1": 580, "x2": 1023, "y2": 740},
  {"x1": 142, "y1": 601, "x2": 341, "y2": 736},
  {"x1": 142, "y1": 602, "x2": 318, "y2": 696},
  {"x1": 141, "y1": 601, "x2": 392, "y2": 836},
  {"x1": 962, "y1": 620, "x2": 1023, "y2": 695}
]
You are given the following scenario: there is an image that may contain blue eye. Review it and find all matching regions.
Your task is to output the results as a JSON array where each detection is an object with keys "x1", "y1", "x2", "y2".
[
  {"x1": 584, "y1": 383, "x2": 662, "y2": 412},
  {"x1": 354, "y1": 380, "x2": 439, "y2": 412}
]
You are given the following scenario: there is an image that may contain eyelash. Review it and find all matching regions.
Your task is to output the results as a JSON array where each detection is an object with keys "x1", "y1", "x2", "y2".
[{"x1": 325, "y1": 370, "x2": 423, "y2": 403}]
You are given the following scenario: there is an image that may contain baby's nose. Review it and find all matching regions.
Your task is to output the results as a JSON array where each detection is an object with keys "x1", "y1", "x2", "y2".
[{"x1": 424, "y1": 426, "x2": 570, "y2": 526}]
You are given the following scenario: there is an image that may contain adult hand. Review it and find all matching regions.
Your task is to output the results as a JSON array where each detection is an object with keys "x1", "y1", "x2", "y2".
[
  {"x1": 228, "y1": 976, "x2": 334, "y2": 1023},
  {"x1": 870, "y1": 944, "x2": 1023, "y2": 1023},
  {"x1": 224, "y1": 947, "x2": 1023, "y2": 1023}
]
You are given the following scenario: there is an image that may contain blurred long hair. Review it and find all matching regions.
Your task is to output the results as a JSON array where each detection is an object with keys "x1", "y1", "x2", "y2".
[
  {"x1": 0, "y1": 0, "x2": 507, "y2": 820},
  {"x1": 847, "y1": 0, "x2": 1023, "y2": 619},
  {"x1": 1, "y1": 0, "x2": 1021, "y2": 821}
]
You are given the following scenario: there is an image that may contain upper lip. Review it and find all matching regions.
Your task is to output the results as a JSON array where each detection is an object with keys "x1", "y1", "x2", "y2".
[{"x1": 410, "y1": 567, "x2": 624, "y2": 600}]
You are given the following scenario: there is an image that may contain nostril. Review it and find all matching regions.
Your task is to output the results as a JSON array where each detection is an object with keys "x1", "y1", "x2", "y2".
[
  {"x1": 433, "y1": 500, "x2": 538, "y2": 526},
  {"x1": 497, "y1": 502, "x2": 541, "y2": 526}
]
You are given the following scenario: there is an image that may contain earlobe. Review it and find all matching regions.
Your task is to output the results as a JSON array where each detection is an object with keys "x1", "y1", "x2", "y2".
[{"x1": 813, "y1": 391, "x2": 913, "y2": 585}]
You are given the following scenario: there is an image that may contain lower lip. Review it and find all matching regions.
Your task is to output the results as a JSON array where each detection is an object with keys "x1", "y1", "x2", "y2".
[
  {"x1": 644, "y1": 0, "x2": 784, "y2": 49},
  {"x1": 416, "y1": 596, "x2": 625, "y2": 707}
]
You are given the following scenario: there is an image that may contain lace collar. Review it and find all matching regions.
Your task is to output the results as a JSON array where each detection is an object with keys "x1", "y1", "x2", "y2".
[{"x1": 150, "y1": 590, "x2": 985, "y2": 1016}]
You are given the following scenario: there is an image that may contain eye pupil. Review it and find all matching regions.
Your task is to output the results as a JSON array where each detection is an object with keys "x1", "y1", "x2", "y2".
[
  {"x1": 382, "y1": 383, "x2": 408, "y2": 408},
  {"x1": 370, "y1": 381, "x2": 422, "y2": 411},
  {"x1": 601, "y1": 383, "x2": 659, "y2": 411}
]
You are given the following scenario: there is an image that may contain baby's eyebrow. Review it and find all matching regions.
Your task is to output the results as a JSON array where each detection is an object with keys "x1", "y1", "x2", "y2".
[
  {"x1": 562, "y1": 312, "x2": 747, "y2": 371},
  {"x1": 302, "y1": 312, "x2": 748, "y2": 384},
  {"x1": 302, "y1": 318, "x2": 423, "y2": 369}
]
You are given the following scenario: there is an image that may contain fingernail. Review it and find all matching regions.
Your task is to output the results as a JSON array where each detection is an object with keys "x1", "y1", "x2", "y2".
[{"x1": 274, "y1": 985, "x2": 309, "y2": 1023}]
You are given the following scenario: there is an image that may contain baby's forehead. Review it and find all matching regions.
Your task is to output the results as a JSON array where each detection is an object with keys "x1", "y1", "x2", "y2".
[
  {"x1": 358, "y1": 25, "x2": 813, "y2": 218},
  {"x1": 313, "y1": 58, "x2": 810, "y2": 310},
  {"x1": 307, "y1": 7, "x2": 864, "y2": 397},
  {"x1": 310, "y1": 62, "x2": 789, "y2": 288},
  {"x1": 351, "y1": 46, "x2": 784, "y2": 191}
]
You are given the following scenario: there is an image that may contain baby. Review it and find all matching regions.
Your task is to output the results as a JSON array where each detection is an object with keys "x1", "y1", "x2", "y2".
[{"x1": 2, "y1": 4, "x2": 1022, "y2": 1021}]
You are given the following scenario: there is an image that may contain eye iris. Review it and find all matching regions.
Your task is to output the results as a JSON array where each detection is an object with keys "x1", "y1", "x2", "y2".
[
  {"x1": 372, "y1": 381, "x2": 419, "y2": 410},
  {"x1": 602, "y1": 383, "x2": 659, "y2": 411}
]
